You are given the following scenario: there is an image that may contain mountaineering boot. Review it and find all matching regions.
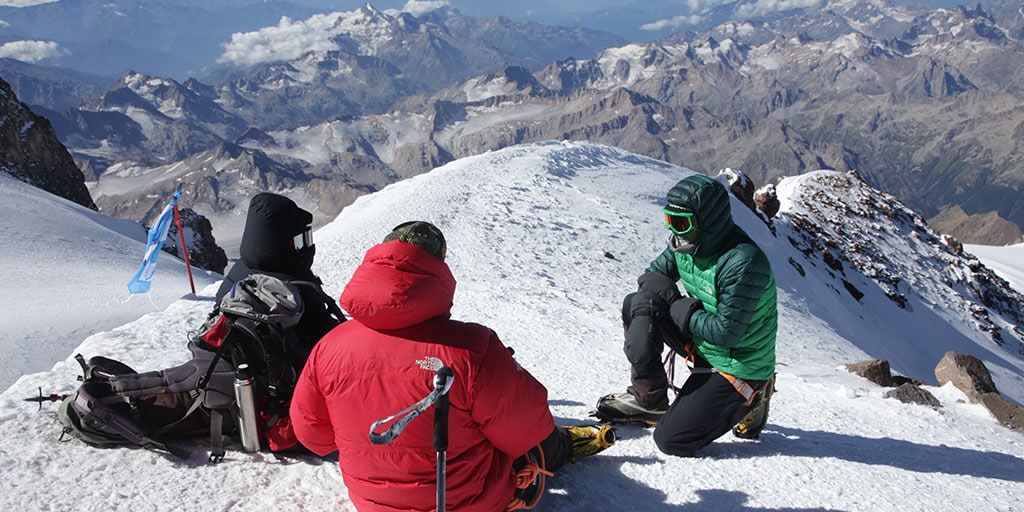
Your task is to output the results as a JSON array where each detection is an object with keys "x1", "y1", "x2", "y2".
[
  {"x1": 593, "y1": 392, "x2": 666, "y2": 426},
  {"x1": 732, "y1": 375, "x2": 776, "y2": 439},
  {"x1": 563, "y1": 424, "x2": 616, "y2": 461}
]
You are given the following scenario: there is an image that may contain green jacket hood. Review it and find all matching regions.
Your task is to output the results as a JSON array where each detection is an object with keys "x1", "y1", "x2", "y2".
[{"x1": 666, "y1": 174, "x2": 735, "y2": 259}]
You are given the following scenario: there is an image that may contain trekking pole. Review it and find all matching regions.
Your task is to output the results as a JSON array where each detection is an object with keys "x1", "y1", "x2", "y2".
[
  {"x1": 433, "y1": 366, "x2": 454, "y2": 512},
  {"x1": 368, "y1": 367, "x2": 454, "y2": 445}
]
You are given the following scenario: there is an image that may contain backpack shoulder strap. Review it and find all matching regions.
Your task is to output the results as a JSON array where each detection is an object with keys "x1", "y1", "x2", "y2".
[
  {"x1": 288, "y1": 280, "x2": 346, "y2": 323},
  {"x1": 59, "y1": 381, "x2": 192, "y2": 459}
]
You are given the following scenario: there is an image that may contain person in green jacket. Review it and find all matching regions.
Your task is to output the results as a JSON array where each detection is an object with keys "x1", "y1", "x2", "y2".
[{"x1": 595, "y1": 174, "x2": 778, "y2": 456}]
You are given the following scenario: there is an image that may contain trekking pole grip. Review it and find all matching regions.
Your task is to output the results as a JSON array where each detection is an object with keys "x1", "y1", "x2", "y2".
[
  {"x1": 432, "y1": 366, "x2": 453, "y2": 512},
  {"x1": 432, "y1": 366, "x2": 453, "y2": 452}
]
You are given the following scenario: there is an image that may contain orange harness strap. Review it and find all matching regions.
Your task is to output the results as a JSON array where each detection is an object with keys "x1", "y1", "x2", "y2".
[
  {"x1": 665, "y1": 341, "x2": 757, "y2": 405},
  {"x1": 718, "y1": 371, "x2": 757, "y2": 405}
]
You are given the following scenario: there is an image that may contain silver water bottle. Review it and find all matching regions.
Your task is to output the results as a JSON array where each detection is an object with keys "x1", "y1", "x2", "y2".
[{"x1": 234, "y1": 364, "x2": 260, "y2": 453}]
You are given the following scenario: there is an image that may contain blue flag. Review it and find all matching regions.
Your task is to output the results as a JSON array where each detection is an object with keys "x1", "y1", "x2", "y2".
[{"x1": 127, "y1": 190, "x2": 180, "y2": 294}]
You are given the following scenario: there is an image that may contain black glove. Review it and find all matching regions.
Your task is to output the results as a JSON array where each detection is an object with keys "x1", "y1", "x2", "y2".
[
  {"x1": 637, "y1": 271, "x2": 682, "y2": 304},
  {"x1": 669, "y1": 297, "x2": 702, "y2": 339}
]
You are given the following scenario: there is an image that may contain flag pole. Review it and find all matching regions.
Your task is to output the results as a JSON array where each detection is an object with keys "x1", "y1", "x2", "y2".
[{"x1": 171, "y1": 184, "x2": 196, "y2": 295}]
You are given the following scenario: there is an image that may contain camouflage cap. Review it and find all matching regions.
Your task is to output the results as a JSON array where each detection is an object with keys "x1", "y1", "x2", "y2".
[{"x1": 384, "y1": 221, "x2": 447, "y2": 261}]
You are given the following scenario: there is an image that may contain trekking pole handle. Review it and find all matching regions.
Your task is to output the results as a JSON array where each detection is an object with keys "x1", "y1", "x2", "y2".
[
  {"x1": 433, "y1": 366, "x2": 453, "y2": 512},
  {"x1": 432, "y1": 366, "x2": 453, "y2": 453},
  {"x1": 368, "y1": 366, "x2": 454, "y2": 445}
]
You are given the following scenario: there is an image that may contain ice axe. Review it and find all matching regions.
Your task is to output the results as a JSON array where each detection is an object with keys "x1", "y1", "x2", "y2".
[{"x1": 23, "y1": 387, "x2": 69, "y2": 410}]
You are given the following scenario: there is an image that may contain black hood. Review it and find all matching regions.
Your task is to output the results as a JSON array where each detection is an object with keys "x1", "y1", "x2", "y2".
[{"x1": 238, "y1": 192, "x2": 316, "y2": 278}]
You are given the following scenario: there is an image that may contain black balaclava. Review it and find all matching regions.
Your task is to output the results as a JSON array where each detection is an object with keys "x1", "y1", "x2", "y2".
[{"x1": 238, "y1": 192, "x2": 316, "y2": 278}]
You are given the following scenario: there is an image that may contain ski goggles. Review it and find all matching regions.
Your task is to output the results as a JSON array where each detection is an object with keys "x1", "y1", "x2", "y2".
[
  {"x1": 292, "y1": 227, "x2": 313, "y2": 251},
  {"x1": 662, "y1": 205, "x2": 696, "y2": 235}
]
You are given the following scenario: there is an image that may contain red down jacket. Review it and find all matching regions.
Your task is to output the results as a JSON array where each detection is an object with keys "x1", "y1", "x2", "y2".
[{"x1": 290, "y1": 240, "x2": 555, "y2": 511}]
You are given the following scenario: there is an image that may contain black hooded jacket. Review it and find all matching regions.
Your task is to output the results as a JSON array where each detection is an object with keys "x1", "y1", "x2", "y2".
[{"x1": 216, "y1": 193, "x2": 342, "y2": 345}]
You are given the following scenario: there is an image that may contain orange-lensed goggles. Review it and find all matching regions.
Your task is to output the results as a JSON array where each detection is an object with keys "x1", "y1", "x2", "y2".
[{"x1": 662, "y1": 205, "x2": 695, "y2": 235}]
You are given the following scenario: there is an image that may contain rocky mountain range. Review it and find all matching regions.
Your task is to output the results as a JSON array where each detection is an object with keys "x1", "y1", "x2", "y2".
[
  {"x1": 1, "y1": 0, "x2": 1022, "y2": 257},
  {"x1": 928, "y1": 206, "x2": 1024, "y2": 246},
  {"x1": 0, "y1": 75, "x2": 228, "y2": 271},
  {"x1": 229, "y1": 0, "x2": 1024, "y2": 240},
  {"x1": 0, "y1": 58, "x2": 108, "y2": 110}
]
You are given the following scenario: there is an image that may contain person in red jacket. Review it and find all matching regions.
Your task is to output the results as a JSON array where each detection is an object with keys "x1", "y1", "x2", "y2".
[{"x1": 290, "y1": 221, "x2": 614, "y2": 511}]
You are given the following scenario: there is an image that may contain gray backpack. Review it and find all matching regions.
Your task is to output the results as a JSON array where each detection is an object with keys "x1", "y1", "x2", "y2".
[{"x1": 57, "y1": 274, "x2": 324, "y2": 461}]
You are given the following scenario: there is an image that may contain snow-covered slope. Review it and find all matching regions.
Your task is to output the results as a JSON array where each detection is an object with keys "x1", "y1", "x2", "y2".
[
  {"x1": 1, "y1": 142, "x2": 1021, "y2": 510},
  {"x1": 966, "y1": 242, "x2": 1024, "y2": 294},
  {"x1": 774, "y1": 170, "x2": 1024, "y2": 399},
  {"x1": 0, "y1": 173, "x2": 219, "y2": 389}
]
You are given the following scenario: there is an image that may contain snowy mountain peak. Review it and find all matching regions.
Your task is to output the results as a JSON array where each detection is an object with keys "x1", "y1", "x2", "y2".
[
  {"x1": 359, "y1": 2, "x2": 382, "y2": 18},
  {"x1": 109, "y1": 72, "x2": 190, "y2": 119},
  {"x1": 3, "y1": 141, "x2": 1023, "y2": 510}
]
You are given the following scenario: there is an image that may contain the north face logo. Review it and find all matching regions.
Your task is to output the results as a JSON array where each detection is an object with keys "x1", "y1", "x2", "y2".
[{"x1": 416, "y1": 356, "x2": 444, "y2": 371}]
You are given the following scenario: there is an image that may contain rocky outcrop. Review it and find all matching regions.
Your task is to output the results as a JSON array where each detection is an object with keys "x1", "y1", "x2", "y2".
[
  {"x1": 844, "y1": 358, "x2": 937, "y2": 406},
  {"x1": 719, "y1": 167, "x2": 756, "y2": 213},
  {"x1": 935, "y1": 352, "x2": 1023, "y2": 433},
  {"x1": 754, "y1": 184, "x2": 780, "y2": 220},
  {"x1": 885, "y1": 383, "x2": 940, "y2": 407},
  {"x1": 843, "y1": 351, "x2": 1023, "y2": 431},
  {"x1": 163, "y1": 207, "x2": 228, "y2": 275},
  {"x1": 934, "y1": 351, "x2": 997, "y2": 400},
  {"x1": 0, "y1": 76, "x2": 95, "y2": 210},
  {"x1": 780, "y1": 171, "x2": 1024, "y2": 352},
  {"x1": 845, "y1": 359, "x2": 897, "y2": 387}
]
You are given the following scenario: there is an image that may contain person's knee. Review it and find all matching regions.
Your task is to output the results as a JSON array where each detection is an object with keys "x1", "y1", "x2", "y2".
[
  {"x1": 652, "y1": 425, "x2": 700, "y2": 457},
  {"x1": 628, "y1": 290, "x2": 670, "y2": 319},
  {"x1": 621, "y1": 292, "x2": 635, "y2": 325}
]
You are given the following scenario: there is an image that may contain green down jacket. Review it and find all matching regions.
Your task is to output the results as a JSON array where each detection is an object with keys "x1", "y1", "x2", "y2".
[{"x1": 647, "y1": 174, "x2": 777, "y2": 381}]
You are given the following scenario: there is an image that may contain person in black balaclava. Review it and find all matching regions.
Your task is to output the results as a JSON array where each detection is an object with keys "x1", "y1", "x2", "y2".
[
  {"x1": 216, "y1": 192, "x2": 343, "y2": 347},
  {"x1": 58, "y1": 193, "x2": 344, "y2": 457}
]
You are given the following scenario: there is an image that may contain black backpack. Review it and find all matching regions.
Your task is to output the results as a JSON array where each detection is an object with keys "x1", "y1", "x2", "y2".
[{"x1": 57, "y1": 273, "x2": 342, "y2": 461}]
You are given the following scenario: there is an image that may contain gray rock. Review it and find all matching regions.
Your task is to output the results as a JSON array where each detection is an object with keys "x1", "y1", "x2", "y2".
[
  {"x1": 163, "y1": 208, "x2": 228, "y2": 275},
  {"x1": 885, "y1": 383, "x2": 940, "y2": 407}
]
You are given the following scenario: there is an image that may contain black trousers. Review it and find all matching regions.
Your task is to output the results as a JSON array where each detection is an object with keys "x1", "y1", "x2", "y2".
[
  {"x1": 621, "y1": 292, "x2": 763, "y2": 456},
  {"x1": 515, "y1": 426, "x2": 572, "y2": 473},
  {"x1": 653, "y1": 369, "x2": 756, "y2": 456}
]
